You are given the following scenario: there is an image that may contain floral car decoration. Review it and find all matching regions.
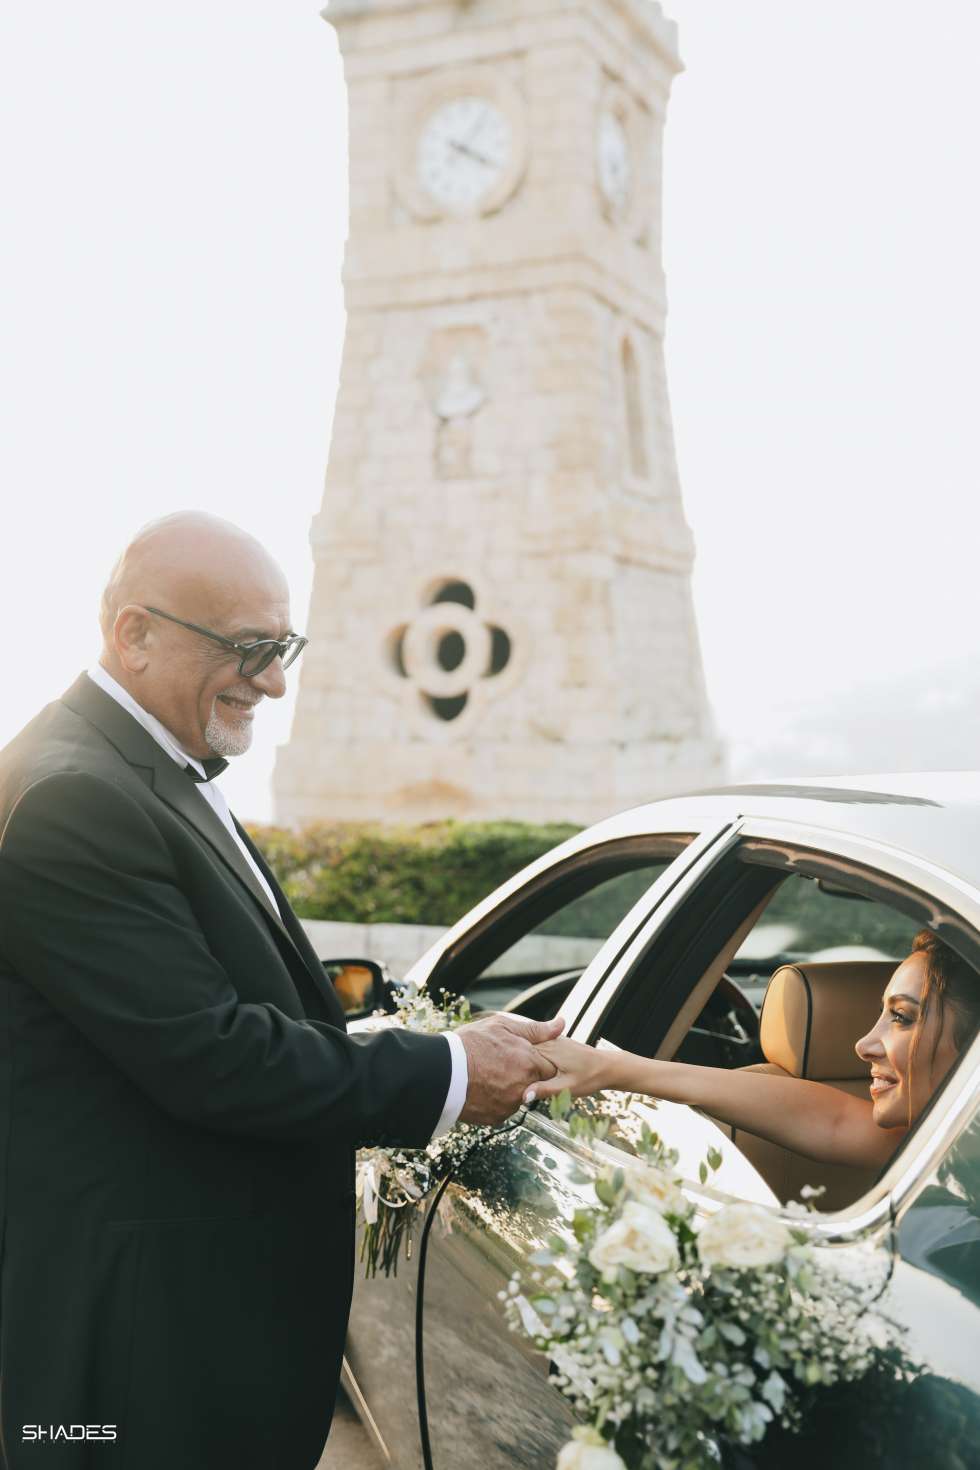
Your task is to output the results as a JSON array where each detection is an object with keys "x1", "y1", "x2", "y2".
[
  {"x1": 356, "y1": 989, "x2": 913, "y2": 1468},
  {"x1": 355, "y1": 982, "x2": 498, "y2": 1278},
  {"x1": 504, "y1": 1098, "x2": 912, "y2": 1470}
]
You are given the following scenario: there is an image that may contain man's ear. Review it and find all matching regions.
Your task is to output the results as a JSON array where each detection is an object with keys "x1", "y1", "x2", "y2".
[{"x1": 114, "y1": 604, "x2": 153, "y2": 673}]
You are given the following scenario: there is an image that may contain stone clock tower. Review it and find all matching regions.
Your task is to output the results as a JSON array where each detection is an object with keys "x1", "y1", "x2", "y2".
[{"x1": 274, "y1": 0, "x2": 725, "y2": 826}]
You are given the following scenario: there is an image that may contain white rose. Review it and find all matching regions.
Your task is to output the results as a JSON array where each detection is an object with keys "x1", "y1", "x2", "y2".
[
  {"x1": 588, "y1": 1200, "x2": 679, "y2": 1277},
  {"x1": 696, "y1": 1203, "x2": 791, "y2": 1270},
  {"x1": 556, "y1": 1427, "x2": 627, "y2": 1470},
  {"x1": 624, "y1": 1165, "x2": 686, "y2": 1217}
]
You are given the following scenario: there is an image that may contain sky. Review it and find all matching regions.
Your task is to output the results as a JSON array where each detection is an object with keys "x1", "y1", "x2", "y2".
[{"x1": 3, "y1": 1, "x2": 979, "y2": 821}]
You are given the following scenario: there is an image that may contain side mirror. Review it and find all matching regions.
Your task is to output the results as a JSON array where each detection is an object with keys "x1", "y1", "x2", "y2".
[{"x1": 322, "y1": 958, "x2": 397, "y2": 1018}]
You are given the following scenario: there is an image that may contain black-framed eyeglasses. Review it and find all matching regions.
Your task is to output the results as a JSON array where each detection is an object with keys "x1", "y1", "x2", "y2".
[{"x1": 143, "y1": 606, "x2": 308, "y2": 679}]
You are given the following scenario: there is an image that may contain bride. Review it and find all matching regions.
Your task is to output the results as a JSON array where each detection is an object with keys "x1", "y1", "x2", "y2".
[{"x1": 524, "y1": 929, "x2": 979, "y2": 1171}]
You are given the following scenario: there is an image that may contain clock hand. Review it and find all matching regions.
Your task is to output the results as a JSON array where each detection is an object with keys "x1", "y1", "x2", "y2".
[
  {"x1": 462, "y1": 111, "x2": 487, "y2": 147},
  {"x1": 448, "y1": 138, "x2": 494, "y2": 167}
]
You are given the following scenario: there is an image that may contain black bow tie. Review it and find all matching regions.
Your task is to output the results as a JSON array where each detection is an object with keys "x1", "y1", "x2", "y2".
[{"x1": 184, "y1": 757, "x2": 229, "y2": 784}]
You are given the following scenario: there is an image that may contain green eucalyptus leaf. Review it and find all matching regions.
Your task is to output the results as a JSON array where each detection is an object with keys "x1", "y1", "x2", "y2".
[
  {"x1": 572, "y1": 1210, "x2": 594, "y2": 1243},
  {"x1": 595, "y1": 1177, "x2": 618, "y2": 1207}
]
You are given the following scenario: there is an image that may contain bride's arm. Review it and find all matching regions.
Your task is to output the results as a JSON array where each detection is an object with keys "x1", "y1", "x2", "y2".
[{"x1": 528, "y1": 1038, "x2": 904, "y2": 1171}]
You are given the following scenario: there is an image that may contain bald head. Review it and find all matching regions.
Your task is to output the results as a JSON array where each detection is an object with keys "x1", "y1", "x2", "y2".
[
  {"x1": 99, "y1": 512, "x2": 286, "y2": 647},
  {"x1": 98, "y1": 512, "x2": 294, "y2": 760}
]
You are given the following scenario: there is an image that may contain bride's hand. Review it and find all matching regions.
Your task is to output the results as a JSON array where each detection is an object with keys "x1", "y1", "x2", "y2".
[{"x1": 522, "y1": 1036, "x2": 612, "y2": 1104}]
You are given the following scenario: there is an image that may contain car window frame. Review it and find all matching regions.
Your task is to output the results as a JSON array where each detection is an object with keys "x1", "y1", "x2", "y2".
[
  {"x1": 405, "y1": 819, "x2": 738, "y2": 1031},
  {"x1": 563, "y1": 814, "x2": 980, "y2": 1247}
]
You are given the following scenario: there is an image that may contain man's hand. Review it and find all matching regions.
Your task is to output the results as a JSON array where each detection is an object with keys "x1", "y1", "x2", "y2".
[{"x1": 456, "y1": 1012, "x2": 565, "y2": 1126}]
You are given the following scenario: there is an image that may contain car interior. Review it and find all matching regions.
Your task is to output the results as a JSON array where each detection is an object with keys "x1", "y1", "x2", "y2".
[{"x1": 699, "y1": 958, "x2": 898, "y2": 1210}]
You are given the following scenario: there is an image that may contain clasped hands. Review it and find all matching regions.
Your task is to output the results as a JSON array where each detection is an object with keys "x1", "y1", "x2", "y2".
[{"x1": 456, "y1": 1013, "x2": 608, "y2": 1126}]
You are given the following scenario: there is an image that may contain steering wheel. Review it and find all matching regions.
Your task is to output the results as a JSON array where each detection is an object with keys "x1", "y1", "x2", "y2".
[{"x1": 714, "y1": 973, "x2": 761, "y2": 1041}]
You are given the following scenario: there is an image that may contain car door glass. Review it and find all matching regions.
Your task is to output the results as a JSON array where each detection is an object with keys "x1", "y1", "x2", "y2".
[
  {"x1": 732, "y1": 872, "x2": 921, "y2": 1004},
  {"x1": 671, "y1": 874, "x2": 922, "y2": 1070},
  {"x1": 466, "y1": 861, "x2": 674, "y2": 1012}
]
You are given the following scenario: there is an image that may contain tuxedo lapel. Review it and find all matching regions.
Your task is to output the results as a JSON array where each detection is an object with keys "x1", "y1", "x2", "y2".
[
  {"x1": 150, "y1": 758, "x2": 285, "y2": 929},
  {"x1": 234, "y1": 821, "x2": 347, "y2": 1030},
  {"x1": 60, "y1": 674, "x2": 287, "y2": 935}
]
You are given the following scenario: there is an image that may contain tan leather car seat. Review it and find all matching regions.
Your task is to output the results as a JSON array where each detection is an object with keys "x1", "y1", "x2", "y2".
[{"x1": 731, "y1": 960, "x2": 896, "y2": 1211}]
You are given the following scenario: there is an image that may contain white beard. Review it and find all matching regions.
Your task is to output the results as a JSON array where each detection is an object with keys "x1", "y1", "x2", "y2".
[{"x1": 205, "y1": 693, "x2": 257, "y2": 757}]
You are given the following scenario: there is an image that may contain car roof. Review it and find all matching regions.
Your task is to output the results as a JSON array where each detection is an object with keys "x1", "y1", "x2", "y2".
[{"x1": 580, "y1": 772, "x2": 980, "y2": 893}]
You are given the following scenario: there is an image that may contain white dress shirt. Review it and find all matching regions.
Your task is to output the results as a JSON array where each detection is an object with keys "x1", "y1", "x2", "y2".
[{"x1": 86, "y1": 665, "x2": 468, "y2": 1139}]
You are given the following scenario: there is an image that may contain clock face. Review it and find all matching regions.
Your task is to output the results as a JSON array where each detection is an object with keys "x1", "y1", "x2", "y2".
[
  {"x1": 416, "y1": 96, "x2": 511, "y2": 213},
  {"x1": 597, "y1": 108, "x2": 632, "y2": 213}
]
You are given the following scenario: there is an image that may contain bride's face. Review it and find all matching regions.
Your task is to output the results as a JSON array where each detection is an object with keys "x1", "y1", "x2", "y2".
[{"x1": 854, "y1": 952, "x2": 960, "y2": 1129}]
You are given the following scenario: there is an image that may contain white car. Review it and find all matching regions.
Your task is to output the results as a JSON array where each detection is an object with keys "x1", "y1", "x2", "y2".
[{"x1": 333, "y1": 776, "x2": 980, "y2": 1470}]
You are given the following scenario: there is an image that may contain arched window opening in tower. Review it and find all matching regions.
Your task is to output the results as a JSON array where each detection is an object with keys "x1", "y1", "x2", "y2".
[{"x1": 622, "y1": 336, "x2": 648, "y2": 479}]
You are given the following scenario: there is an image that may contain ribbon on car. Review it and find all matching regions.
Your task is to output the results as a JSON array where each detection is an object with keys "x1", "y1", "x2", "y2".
[{"x1": 358, "y1": 1160, "x2": 379, "y2": 1226}]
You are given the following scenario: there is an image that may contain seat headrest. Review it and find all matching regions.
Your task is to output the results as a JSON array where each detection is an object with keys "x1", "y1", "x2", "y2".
[{"x1": 760, "y1": 961, "x2": 897, "y2": 1079}]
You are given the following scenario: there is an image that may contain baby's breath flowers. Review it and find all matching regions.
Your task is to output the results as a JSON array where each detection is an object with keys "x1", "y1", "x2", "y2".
[
  {"x1": 355, "y1": 981, "x2": 496, "y2": 1278},
  {"x1": 505, "y1": 1094, "x2": 909, "y2": 1470}
]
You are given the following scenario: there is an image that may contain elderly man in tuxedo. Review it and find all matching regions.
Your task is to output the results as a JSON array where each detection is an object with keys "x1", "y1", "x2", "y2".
[{"x1": 0, "y1": 513, "x2": 560, "y2": 1469}]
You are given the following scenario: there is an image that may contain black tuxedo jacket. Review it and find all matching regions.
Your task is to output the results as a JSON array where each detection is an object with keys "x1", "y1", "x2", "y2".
[{"x1": 0, "y1": 674, "x2": 450, "y2": 1469}]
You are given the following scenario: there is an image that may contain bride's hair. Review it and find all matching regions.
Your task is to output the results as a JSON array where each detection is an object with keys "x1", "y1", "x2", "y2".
[{"x1": 908, "y1": 930, "x2": 980, "y2": 1106}]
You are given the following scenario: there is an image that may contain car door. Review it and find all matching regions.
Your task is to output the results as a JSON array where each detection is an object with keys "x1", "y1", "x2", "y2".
[
  {"x1": 413, "y1": 1089, "x2": 783, "y2": 1470},
  {"x1": 344, "y1": 819, "x2": 735, "y2": 1469},
  {"x1": 571, "y1": 818, "x2": 980, "y2": 1468}
]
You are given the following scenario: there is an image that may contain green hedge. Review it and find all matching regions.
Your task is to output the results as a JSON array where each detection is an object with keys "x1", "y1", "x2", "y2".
[{"x1": 246, "y1": 820, "x2": 580, "y2": 926}]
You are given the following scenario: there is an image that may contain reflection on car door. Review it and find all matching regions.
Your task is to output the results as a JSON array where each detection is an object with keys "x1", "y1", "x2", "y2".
[
  {"x1": 877, "y1": 1103, "x2": 980, "y2": 1470},
  {"x1": 415, "y1": 1114, "x2": 583, "y2": 1469},
  {"x1": 748, "y1": 1099, "x2": 980, "y2": 1470},
  {"x1": 415, "y1": 1096, "x2": 779, "y2": 1468}
]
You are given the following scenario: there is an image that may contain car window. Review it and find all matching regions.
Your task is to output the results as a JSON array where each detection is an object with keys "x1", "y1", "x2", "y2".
[
  {"x1": 733, "y1": 872, "x2": 921, "y2": 979},
  {"x1": 580, "y1": 848, "x2": 973, "y2": 1213},
  {"x1": 467, "y1": 861, "x2": 674, "y2": 1012},
  {"x1": 674, "y1": 872, "x2": 923, "y2": 1054}
]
